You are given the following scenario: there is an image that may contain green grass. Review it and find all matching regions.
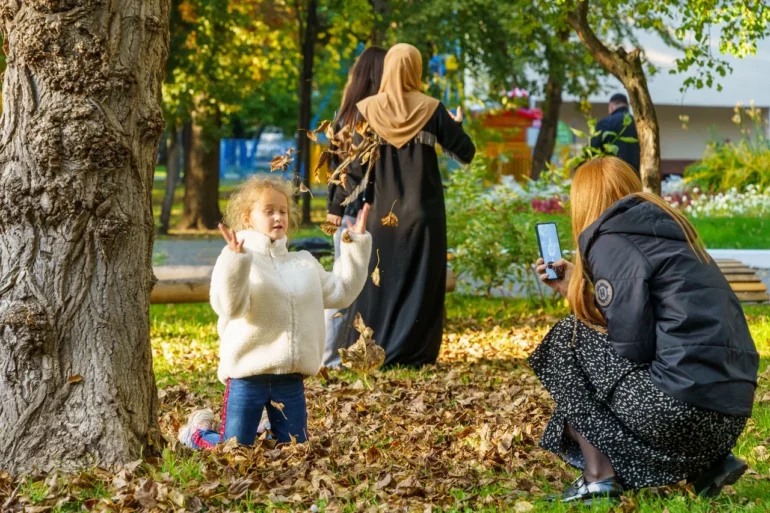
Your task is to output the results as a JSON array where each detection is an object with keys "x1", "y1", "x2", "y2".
[
  {"x1": 523, "y1": 212, "x2": 770, "y2": 251},
  {"x1": 691, "y1": 217, "x2": 770, "y2": 249},
  {"x1": 139, "y1": 297, "x2": 770, "y2": 512}
]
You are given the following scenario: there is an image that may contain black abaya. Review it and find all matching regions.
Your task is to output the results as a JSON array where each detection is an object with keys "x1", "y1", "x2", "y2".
[{"x1": 343, "y1": 103, "x2": 475, "y2": 366}]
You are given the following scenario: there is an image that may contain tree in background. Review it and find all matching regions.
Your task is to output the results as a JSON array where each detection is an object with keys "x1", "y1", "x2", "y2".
[
  {"x1": 163, "y1": 0, "x2": 298, "y2": 230},
  {"x1": 0, "y1": 0, "x2": 169, "y2": 472},
  {"x1": 392, "y1": 0, "x2": 607, "y2": 180},
  {"x1": 293, "y1": 0, "x2": 373, "y2": 225},
  {"x1": 558, "y1": 0, "x2": 770, "y2": 193}
]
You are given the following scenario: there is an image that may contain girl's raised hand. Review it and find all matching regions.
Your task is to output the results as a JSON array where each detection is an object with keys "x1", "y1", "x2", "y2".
[
  {"x1": 347, "y1": 203, "x2": 370, "y2": 235},
  {"x1": 218, "y1": 223, "x2": 245, "y2": 253}
]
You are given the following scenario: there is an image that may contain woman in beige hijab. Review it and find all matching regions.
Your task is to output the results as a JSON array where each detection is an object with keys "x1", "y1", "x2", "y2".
[{"x1": 343, "y1": 43, "x2": 476, "y2": 367}]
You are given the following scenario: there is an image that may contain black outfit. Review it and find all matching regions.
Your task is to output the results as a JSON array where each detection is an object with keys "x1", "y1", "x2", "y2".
[
  {"x1": 344, "y1": 103, "x2": 475, "y2": 367},
  {"x1": 529, "y1": 196, "x2": 758, "y2": 489},
  {"x1": 590, "y1": 107, "x2": 640, "y2": 173}
]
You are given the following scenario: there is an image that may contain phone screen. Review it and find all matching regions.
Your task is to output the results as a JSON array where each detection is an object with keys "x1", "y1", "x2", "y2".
[{"x1": 537, "y1": 223, "x2": 562, "y2": 280}]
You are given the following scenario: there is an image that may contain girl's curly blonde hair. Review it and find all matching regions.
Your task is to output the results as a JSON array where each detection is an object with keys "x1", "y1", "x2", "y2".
[{"x1": 224, "y1": 174, "x2": 299, "y2": 233}]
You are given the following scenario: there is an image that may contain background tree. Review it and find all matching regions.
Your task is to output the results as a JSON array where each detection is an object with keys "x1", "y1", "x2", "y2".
[
  {"x1": 393, "y1": 0, "x2": 607, "y2": 179},
  {"x1": 292, "y1": 0, "x2": 372, "y2": 225},
  {"x1": 164, "y1": 0, "x2": 298, "y2": 230},
  {"x1": 557, "y1": 0, "x2": 770, "y2": 193},
  {"x1": 0, "y1": 1, "x2": 169, "y2": 472}
]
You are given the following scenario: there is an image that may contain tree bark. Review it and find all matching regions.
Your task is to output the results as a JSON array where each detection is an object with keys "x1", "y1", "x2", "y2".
[
  {"x1": 567, "y1": 0, "x2": 661, "y2": 194},
  {"x1": 531, "y1": 73, "x2": 563, "y2": 180},
  {"x1": 177, "y1": 100, "x2": 222, "y2": 230},
  {"x1": 369, "y1": 0, "x2": 389, "y2": 45},
  {"x1": 182, "y1": 120, "x2": 192, "y2": 187},
  {"x1": 0, "y1": 0, "x2": 169, "y2": 473},
  {"x1": 296, "y1": 0, "x2": 318, "y2": 226},
  {"x1": 159, "y1": 127, "x2": 182, "y2": 234}
]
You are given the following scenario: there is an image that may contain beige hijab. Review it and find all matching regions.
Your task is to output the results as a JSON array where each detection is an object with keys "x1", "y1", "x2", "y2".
[{"x1": 356, "y1": 43, "x2": 440, "y2": 148}]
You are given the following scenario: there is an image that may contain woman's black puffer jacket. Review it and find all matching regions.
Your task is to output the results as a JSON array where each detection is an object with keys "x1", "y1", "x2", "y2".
[{"x1": 579, "y1": 196, "x2": 758, "y2": 417}]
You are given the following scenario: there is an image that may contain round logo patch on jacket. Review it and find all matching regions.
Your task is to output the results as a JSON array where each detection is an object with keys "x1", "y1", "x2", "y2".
[{"x1": 595, "y1": 279, "x2": 613, "y2": 307}]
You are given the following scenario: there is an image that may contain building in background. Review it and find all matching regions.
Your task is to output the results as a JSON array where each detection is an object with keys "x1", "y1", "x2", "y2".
[{"x1": 552, "y1": 32, "x2": 770, "y2": 176}]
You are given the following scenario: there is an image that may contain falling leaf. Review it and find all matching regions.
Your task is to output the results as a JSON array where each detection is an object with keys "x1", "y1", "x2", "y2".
[
  {"x1": 341, "y1": 231, "x2": 353, "y2": 244},
  {"x1": 313, "y1": 150, "x2": 331, "y2": 181},
  {"x1": 371, "y1": 249, "x2": 381, "y2": 287},
  {"x1": 270, "y1": 148, "x2": 294, "y2": 172},
  {"x1": 381, "y1": 199, "x2": 399, "y2": 227},
  {"x1": 67, "y1": 375, "x2": 83, "y2": 384},
  {"x1": 300, "y1": 183, "x2": 314, "y2": 197},
  {"x1": 332, "y1": 312, "x2": 344, "y2": 319},
  {"x1": 305, "y1": 130, "x2": 318, "y2": 142},
  {"x1": 339, "y1": 313, "x2": 385, "y2": 374},
  {"x1": 315, "y1": 120, "x2": 332, "y2": 135},
  {"x1": 320, "y1": 222, "x2": 337, "y2": 236},
  {"x1": 270, "y1": 400, "x2": 288, "y2": 420}
]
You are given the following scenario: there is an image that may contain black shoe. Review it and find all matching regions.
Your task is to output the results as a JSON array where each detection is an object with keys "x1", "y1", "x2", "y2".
[
  {"x1": 690, "y1": 453, "x2": 748, "y2": 497},
  {"x1": 549, "y1": 474, "x2": 623, "y2": 504}
]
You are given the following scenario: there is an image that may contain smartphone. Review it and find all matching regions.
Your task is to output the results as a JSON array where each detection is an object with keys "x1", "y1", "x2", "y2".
[{"x1": 536, "y1": 222, "x2": 563, "y2": 280}]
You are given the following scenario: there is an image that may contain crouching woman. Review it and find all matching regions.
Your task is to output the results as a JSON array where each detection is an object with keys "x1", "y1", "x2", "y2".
[{"x1": 530, "y1": 157, "x2": 758, "y2": 503}]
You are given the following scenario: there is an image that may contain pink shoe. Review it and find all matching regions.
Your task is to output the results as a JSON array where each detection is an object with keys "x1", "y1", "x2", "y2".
[{"x1": 178, "y1": 409, "x2": 216, "y2": 448}]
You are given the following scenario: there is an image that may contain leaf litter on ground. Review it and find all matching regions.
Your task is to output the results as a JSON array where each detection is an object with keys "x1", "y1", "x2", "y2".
[{"x1": 2, "y1": 300, "x2": 768, "y2": 512}]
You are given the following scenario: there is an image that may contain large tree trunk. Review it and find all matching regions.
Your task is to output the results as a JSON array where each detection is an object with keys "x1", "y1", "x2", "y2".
[
  {"x1": 159, "y1": 127, "x2": 182, "y2": 234},
  {"x1": 295, "y1": 0, "x2": 318, "y2": 226},
  {"x1": 178, "y1": 102, "x2": 221, "y2": 230},
  {"x1": 0, "y1": 1, "x2": 169, "y2": 474},
  {"x1": 567, "y1": 0, "x2": 661, "y2": 194},
  {"x1": 531, "y1": 73, "x2": 563, "y2": 180}
]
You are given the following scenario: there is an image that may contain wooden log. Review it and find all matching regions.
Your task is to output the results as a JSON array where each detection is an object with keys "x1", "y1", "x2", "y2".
[
  {"x1": 735, "y1": 292, "x2": 770, "y2": 302},
  {"x1": 151, "y1": 265, "x2": 458, "y2": 304},
  {"x1": 724, "y1": 274, "x2": 762, "y2": 283},
  {"x1": 730, "y1": 283, "x2": 769, "y2": 293},
  {"x1": 151, "y1": 279, "x2": 210, "y2": 304},
  {"x1": 719, "y1": 266, "x2": 755, "y2": 274}
]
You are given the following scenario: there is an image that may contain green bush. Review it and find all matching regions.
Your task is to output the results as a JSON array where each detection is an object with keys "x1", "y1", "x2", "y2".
[
  {"x1": 685, "y1": 104, "x2": 770, "y2": 192},
  {"x1": 445, "y1": 158, "x2": 538, "y2": 296}
]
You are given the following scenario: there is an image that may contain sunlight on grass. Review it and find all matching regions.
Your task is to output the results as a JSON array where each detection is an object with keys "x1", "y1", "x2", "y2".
[{"x1": 141, "y1": 299, "x2": 770, "y2": 512}]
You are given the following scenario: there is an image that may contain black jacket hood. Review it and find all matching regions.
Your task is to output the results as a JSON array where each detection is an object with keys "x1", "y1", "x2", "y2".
[{"x1": 579, "y1": 195, "x2": 687, "y2": 259}]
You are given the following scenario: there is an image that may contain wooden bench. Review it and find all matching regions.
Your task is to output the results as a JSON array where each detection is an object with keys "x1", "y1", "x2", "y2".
[{"x1": 715, "y1": 259, "x2": 769, "y2": 303}]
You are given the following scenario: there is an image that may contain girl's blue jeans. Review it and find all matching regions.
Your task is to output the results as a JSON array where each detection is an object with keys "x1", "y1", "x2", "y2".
[{"x1": 192, "y1": 374, "x2": 307, "y2": 449}]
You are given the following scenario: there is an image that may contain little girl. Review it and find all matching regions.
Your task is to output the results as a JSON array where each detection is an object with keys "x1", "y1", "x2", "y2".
[{"x1": 178, "y1": 175, "x2": 372, "y2": 448}]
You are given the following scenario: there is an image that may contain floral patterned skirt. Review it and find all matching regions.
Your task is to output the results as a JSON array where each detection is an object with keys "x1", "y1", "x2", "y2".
[{"x1": 528, "y1": 316, "x2": 748, "y2": 489}]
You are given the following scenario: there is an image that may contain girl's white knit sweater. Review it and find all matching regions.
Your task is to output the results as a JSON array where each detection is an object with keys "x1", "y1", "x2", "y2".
[{"x1": 210, "y1": 229, "x2": 372, "y2": 383}]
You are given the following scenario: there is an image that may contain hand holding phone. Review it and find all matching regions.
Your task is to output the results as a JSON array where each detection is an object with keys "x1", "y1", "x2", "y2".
[
  {"x1": 536, "y1": 223, "x2": 563, "y2": 280},
  {"x1": 535, "y1": 223, "x2": 573, "y2": 298}
]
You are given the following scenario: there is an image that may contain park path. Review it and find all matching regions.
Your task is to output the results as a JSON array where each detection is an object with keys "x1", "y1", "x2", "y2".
[{"x1": 153, "y1": 240, "x2": 770, "y2": 294}]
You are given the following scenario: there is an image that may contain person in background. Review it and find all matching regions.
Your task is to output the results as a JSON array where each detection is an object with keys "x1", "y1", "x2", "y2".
[
  {"x1": 530, "y1": 157, "x2": 757, "y2": 503},
  {"x1": 346, "y1": 43, "x2": 475, "y2": 367},
  {"x1": 324, "y1": 46, "x2": 387, "y2": 367},
  {"x1": 590, "y1": 93, "x2": 640, "y2": 174}
]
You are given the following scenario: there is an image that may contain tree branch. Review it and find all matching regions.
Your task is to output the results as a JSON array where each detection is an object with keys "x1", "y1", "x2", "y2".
[{"x1": 567, "y1": 0, "x2": 624, "y2": 79}]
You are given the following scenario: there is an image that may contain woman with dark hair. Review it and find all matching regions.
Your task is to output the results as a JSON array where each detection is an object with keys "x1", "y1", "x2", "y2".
[
  {"x1": 530, "y1": 157, "x2": 757, "y2": 503},
  {"x1": 345, "y1": 43, "x2": 475, "y2": 367},
  {"x1": 324, "y1": 46, "x2": 386, "y2": 367}
]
